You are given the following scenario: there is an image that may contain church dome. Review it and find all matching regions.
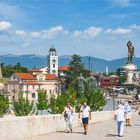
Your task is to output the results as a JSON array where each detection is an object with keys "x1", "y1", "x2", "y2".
[{"x1": 49, "y1": 47, "x2": 56, "y2": 52}]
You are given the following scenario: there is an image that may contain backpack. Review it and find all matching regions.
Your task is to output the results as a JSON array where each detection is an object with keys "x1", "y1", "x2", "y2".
[{"x1": 64, "y1": 111, "x2": 68, "y2": 118}]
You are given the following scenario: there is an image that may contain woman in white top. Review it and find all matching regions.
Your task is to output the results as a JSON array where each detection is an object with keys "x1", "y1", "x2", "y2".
[{"x1": 61, "y1": 102, "x2": 74, "y2": 133}]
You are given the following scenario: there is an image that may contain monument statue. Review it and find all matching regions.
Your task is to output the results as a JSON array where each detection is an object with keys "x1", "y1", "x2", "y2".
[
  {"x1": 86, "y1": 75, "x2": 97, "y2": 93},
  {"x1": 127, "y1": 41, "x2": 134, "y2": 64},
  {"x1": 124, "y1": 41, "x2": 137, "y2": 90},
  {"x1": 77, "y1": 73, "x2": 86, "y2": 96},
  {"x1": 77, "y1": 73, "x2": 98, "y2": 96}
]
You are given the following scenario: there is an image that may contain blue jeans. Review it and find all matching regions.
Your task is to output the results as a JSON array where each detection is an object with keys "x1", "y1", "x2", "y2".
[{"x1": 117, "y1": 121, "x2": 124, "y2": 136}]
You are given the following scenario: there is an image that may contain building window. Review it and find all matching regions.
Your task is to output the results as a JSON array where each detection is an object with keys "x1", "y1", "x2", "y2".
[
  {"x1": 39, "y1": 76, "x2": 43, "y2": 81},
  {"x1": 56, "y1": 88, "x2": 58, "y2": 93},
  {"x1": 13, "y1": 96, "x2": 15, "y2": 100},
  {"x1": 53, "y1": 64, "x2": 55, "y2": 68},
  {"x1": 32, "y1": 93, "x2": 35, "y2": 98},
  {"x1": 52, "y1": 70, "x2": 56, "y2": 74},
  {"x1": 50, "y1": 90, "x2": 52, "y2": 94},
  {"x1": 26, "y1": 85, "x2": 28, "y2": 91},
  {"x1": 33, "y1": 85, "x2": 35, "y2": 89},
  {"x1": 52, "y1": 59, "x2": 56, "y2": 63}
]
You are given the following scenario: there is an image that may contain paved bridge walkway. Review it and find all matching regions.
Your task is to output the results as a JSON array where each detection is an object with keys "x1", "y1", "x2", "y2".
[{"x1": 32, "y1": 114, "x2": 140, "y2": 140}]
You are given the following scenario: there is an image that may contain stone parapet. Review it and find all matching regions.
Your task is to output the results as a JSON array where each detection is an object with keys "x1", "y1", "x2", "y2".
[{"x1": 0, "y1": 111, "x2": 114, "y2": 140}]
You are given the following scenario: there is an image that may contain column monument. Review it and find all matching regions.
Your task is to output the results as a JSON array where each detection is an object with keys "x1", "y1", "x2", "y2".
[{"x1": 124, "y1": 41, "x2": 137, "y2": 84}]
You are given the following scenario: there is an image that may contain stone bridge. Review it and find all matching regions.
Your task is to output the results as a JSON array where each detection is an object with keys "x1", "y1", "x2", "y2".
[
  {"x1": 34, "y1": 115, "x2": 140, "y2": 140},
  {"x1": 0, "y1": 111, "x2": 140, "y2": 140}
]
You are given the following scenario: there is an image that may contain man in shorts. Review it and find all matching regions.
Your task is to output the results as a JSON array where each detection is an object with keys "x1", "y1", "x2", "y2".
[{"x1": 78, "y1": 102, "x2": 91, "y2": 135}]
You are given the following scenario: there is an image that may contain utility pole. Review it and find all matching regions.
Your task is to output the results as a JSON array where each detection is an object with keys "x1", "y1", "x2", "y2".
[
  {"x1": 88, "y1": 56, "x2": 91, "y2": 71},
  {"x1": 91, "y1": 58, "x2": 93, "y2": 72}
]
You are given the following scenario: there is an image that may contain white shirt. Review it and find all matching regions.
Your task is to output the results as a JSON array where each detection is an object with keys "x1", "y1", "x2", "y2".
[
  {"x1": 125, "y1": 104, "x2": 132, "y2": 113},
  {"x1": 114, "y1": 108, "x2": 125, "y2": 122},
  {"x1": 65, "y1": 107, "x2": 74, "y2": 118},
  {"x1": 80, "y1": 105, "x2": 90, "y2": 118}
]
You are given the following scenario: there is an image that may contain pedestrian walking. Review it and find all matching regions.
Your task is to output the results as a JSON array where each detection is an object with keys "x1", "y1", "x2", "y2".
[
  {"x1": 114, "y1": 104, "x2": 125, "y2": 137},
  {"x1": 124, "y1": 101, "x2": 132, "y2": 126},
  {"x1": 78, "y1": 102, "x2": 91, "y2": 135},
  {"x1": 61, "y1": 101, "x2": 74, "y2": 133}
]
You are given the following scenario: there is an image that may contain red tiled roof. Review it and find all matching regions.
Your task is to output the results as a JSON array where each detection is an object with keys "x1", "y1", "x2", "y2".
[
  {"x1": 23, "y1": 81, "x2": 43, "y2": 85},
  {"x1": 16, "y1": 73, "x2": 36, "y2": 80},
  {"x1": 45, "y1": 74, "x2": 59, "y2": 80},
  {"x1": 28, "y1": 69, "x2": 42, "y2": 72},
  {"x1": 58, "y1": 66, "x2": 69, "y2": 71}
]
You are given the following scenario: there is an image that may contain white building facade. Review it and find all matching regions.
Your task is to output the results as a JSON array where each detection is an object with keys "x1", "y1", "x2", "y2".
[{"x1": 8, "y1": 72, "x2": 61, "y2": 103}]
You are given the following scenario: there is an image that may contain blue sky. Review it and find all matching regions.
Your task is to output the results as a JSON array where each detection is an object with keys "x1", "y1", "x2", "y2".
[{"x1": 0, "y1": 0, "x2": 140, "y2": 60}]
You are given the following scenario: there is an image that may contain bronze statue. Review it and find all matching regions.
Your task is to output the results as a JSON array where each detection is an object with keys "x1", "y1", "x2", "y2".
[
  {"x1": 86, "y1": 75, "x2": 97, "y2": 93},
  {"x1": 127, "y1": 41, "x2": 134, "y2": 64},
  {"x1": 77, "y1": 74, "x2": 98, "y2": 96},
  {"x1": 77, "y1": 73, "x2": 86, "y2": 96}
]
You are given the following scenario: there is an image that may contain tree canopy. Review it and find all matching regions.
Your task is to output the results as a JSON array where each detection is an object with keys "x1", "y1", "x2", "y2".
[
  {"x1": 65, "y1": 54, "x2": 90, "y2": 88},
  {"x1": 13, "y1": 93, "x2": 33, "y2": 116},
  {"x1": 37, "y1": 90, "x2": 48, "y2": 114},
  {"x1": 0, "y1": 94, "x2": 9, "y2": 117},
  {"x1": 1, "y1": 63, "x2": 28, "y2": 78},
  {"x1": 48, "y1": 54, "x2": 106, "y2": 114}
]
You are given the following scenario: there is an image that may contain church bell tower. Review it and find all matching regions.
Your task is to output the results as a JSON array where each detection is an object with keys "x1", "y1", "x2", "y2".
[{"x1": 48, "y1": 47, "x2": 58, "y2": 75}]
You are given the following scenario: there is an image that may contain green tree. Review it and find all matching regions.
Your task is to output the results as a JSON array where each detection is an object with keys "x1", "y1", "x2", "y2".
[
  {"x1": 48, "y1": 54, "x2": 106, "y2": 114},
  {"x1": 1, "y1": 63, "x2": 28, "y2": 78},
  {"x1": 119, "y1": 75, "x2": 127, "y2": 84},
  {"x1": 37, "y1": 90, "x2": 48, "y2": 114},
  {"x1": 0, "y1": 94, "x2": 9, "y2": 117},
  {"x1": 88, "y1": 89, "x2": 106, "y2": 111},
  {"x1": 13, "y1": 93, "x2": 33, "y2": 116},
  {"x1": 65, "y1": 54, "x2": 90, "y2": 88}
]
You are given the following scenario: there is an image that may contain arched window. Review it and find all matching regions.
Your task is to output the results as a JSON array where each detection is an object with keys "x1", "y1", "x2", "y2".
[
  {"x1": 50, "y1": 90, "x2": 52, "y2": 94},
  {"x1": 39, "y1": 76, "x2": 43, "y2": 81},
  {"x1": 52, "y1": 59, "x2": 56, "y2": 63},
  {"x1": 32, "y1": 93, "x2": 35, "y2": 98},
  {"x1": 52, "y1": 70, "x2": 56, "y2": 74}
]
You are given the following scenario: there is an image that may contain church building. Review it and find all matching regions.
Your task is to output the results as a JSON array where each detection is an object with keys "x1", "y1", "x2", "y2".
[{"x1": 8, "y1": 47, "x2": 61, "y2": 102}]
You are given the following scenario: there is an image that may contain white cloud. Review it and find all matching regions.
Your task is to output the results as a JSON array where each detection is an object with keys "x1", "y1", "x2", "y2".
[
  {"x1": 0, "y1": 21, "x2": 12, "y2": 31},
  {"x1": 105, "y1": 28, "x2": 131, "y2": 35},
  {"x1": 31, "y1": 32, "x2": 41, "y2": 38},
  {"x1": 73, "y1": 31, "x2": 82, "y2": 38},
  {"x1": 129, "y1": 24, "x2": 140, "y2": 29},
  {"x1": 41, "y1": 26, "x2": 63, "y2": 39},
  {"x1": 112, "y1": 0, "x2": 131, "y2": 7},
  {"x1": 15, "y1": 30, "x2": 25, "y2": 36},
  {"x1": 84, "y1": 27, "x2": 103, "y2": 37},
  {"x1": 73, "y1": 27, "x2": 103, "y2": 39}
]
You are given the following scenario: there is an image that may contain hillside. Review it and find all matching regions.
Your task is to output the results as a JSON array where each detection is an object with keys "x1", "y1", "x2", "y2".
[{"x1": 0, "y1": 54, "x2": 139, "y2": 72}]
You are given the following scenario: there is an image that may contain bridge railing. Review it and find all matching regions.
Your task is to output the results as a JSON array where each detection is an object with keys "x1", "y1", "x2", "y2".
[{"x1": 0, "y1": 111, "x2": 114, "y2": 140}]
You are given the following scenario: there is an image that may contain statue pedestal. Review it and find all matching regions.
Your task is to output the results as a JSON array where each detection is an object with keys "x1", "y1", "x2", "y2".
[{"x1": 124, "y1": 63, "x2": 137, "y2": 84}]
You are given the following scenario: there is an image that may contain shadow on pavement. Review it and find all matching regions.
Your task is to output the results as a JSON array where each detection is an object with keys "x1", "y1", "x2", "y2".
[
  {"x1": 134, "y1": 124, "x2": 140, "y2": 126},
  {"x1": 72, "y1": 132, "x2": 84, "y2": 135},
  {"x1": 106, "y1": 134, "x2": 118, "y2": 137},
  {"x1": 57, "y1": 131, "x2": 84, "y2": 135}
]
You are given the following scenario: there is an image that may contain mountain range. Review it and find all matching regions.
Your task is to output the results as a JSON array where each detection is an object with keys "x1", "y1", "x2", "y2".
[{"x1": 0, "y1": 54, "x2": 140, "y2": 72}]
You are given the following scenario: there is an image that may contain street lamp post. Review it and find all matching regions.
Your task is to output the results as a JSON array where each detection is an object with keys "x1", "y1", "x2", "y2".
[{"x1": 111, "y1": 92, "x2": 118, "y2": 111}]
